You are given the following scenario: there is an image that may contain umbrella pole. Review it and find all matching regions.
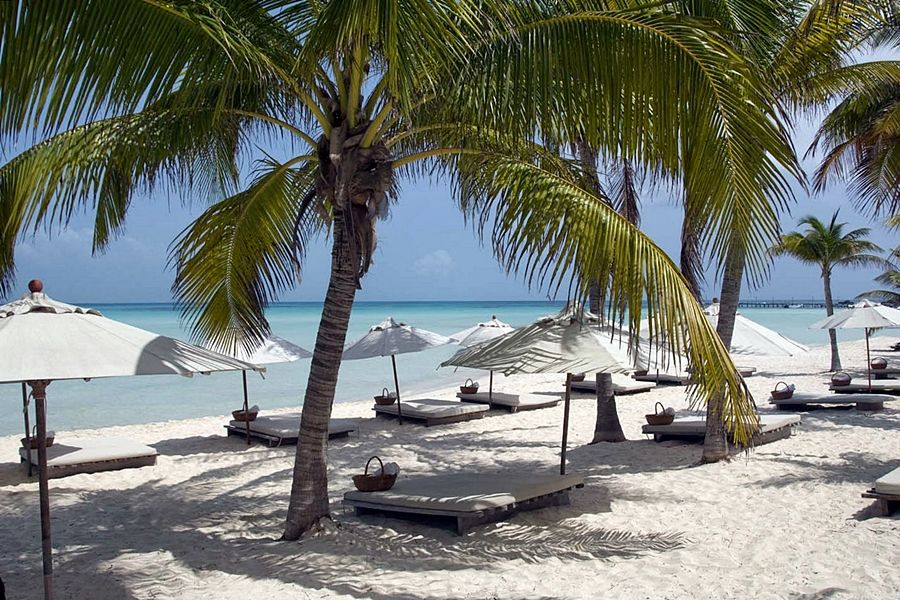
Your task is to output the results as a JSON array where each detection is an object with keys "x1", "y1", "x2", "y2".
[
  {"x1": 866, "y1": 328, "x2": 872, "y2": 392},
  {"x1": 561, "y1": 373, "x2": 572, "y2": 475},
  {"x1": 488, "y1": 371, "x2": 494, "y2": 409},
  {"x1": 242, "y1": 371, "x2": 251, "y2": 445},
  {"x1": 391, "y1": 355, "x2": 403, "y2": 425},
  {"x1": 30, "y1": 380, "x2": 53, "y2": 600},
  {"x1": 23, "y1": 382, "x2": 32, "y2": 477}
]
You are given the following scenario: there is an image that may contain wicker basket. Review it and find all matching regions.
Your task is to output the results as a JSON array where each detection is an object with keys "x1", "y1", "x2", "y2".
[
  {"x1": 871, "y1": 356, "x2": 888, "y2": 370},
  {"x1": 459, "y1": 378, "x2": 479, "y2": 394},
  {"x1": 231, "y1": 408, "x2": 258, "y2": 422},
  {"x1": 831, "y1": 372, "x2": 852, "y2": 387},
  {"x1": 633, "y1": 369, "x2": 649, "y2": 377},
  {"x1": 571, "y1": 372, "x2": 586, "y2": 382},
  {"x1": 645, "y1": 402, "x2": 674, "y2": 426},
  {"x1": 21, "y1": 434, "x2": 54, "y2": 450},
  {"x1": 770, "y1": 381, "x2": 794, "y2": 401},
  {"x1": 352, "y1": 456, "x2": 397, "y2": 492},
  {"x1": 374, "y1": 387, "x2": 396, "y2": 406}
]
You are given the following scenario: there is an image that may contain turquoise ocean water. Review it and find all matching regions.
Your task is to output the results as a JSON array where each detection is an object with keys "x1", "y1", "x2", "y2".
[{"x1": 0, "y1": 301, "x2": 860, "y2": 436}]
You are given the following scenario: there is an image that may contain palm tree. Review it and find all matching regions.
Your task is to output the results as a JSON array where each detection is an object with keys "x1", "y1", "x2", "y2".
[
  {"x1": 772, "y1": 212, "x2": 886, "y2": 370},
  {"x1": 0, "y1": 1, "x2": 801, "y2": 538},
  {"x1": 858, "y1": 216, "x2": 900, "y2": 304}
]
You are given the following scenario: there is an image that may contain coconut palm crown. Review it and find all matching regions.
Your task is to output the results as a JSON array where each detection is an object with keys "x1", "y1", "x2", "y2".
[{"x1": 0, "y1": 0, "x2": 802, "y2": 537}]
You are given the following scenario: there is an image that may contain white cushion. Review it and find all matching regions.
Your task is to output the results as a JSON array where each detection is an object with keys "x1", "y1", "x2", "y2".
[
  {"x1": 643, "y1": 414, "x2": 800, "y2": 435},
  {"x1": 570, "y1": 376, "x2": 656, "y2": 393},
  {"x1": 770, "y1": 392, "x2": 891, "y2": 405},
  {"x1": 374, "y1": 398, "x2": 488, "y2": 419},
  {"x1": 456, "y1": 391, "x2": 557, "y2": 408},
  {"x1": 228, "y1": 413, "x2": 357, "y2": 437},
  {"x1": 875, "y1": 466, "x2": 900, "y2": 496},
  {"x1": 344, "y1": 472, "x2": 584, "y2": 513},
  {"x1": 19, "y1": 437, "x2": 157, "y2": 467}
]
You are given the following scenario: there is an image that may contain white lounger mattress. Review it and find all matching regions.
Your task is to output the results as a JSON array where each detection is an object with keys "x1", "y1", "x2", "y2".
[
  {"x1": 345, "y1": 472, "x2": 584, "y2": 513},
  {"x1": 643, "y1": 413, "x2": 801, "y2": 435},
  {"x1": 456, "y1": 391, "x2": 558, "y2": 408},
  {"x1": 228, "y1": 413, "x2": 358, "y2": 437},
  {"x1": 374, "y1": 398, "x2": 489, "y2": 419},
  {"x1": 19, "y1": 437, "x2": 157, "y2": 467},
  {"x1": 770, "y1": 392, "x2": 892, "y2": 405},
  {"x1": 571, "y1": 377, "x2": 656, "y2": 394},
  {"x1": 875, "y1": 466, "x2": 900, "y2": 496}
]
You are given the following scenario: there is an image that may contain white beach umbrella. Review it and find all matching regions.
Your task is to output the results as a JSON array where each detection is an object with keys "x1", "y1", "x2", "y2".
[
  {"x1": 0, "y1": 280, "x2": 258, "y2": 600},
  {"x1": 449, "y1": 316, "x2": 514, "y2": 405},
  {"x1": 343, "y1": 317, "x2": 452, "y2": 423},
  {"x1": 704, "y1": 302, "x2": 808, "y2": 357},
  {"x1": 441, "y1": 304, "x2": 629, "y2": 474},
  {"x1": 208, "y1": 335, "x2": 312, "y2": 444},
  {"x1": 811, "y1": 299, "x2": 900, "y2": 388}
]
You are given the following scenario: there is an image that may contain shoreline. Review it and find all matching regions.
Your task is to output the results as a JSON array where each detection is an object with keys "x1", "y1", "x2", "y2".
[{"x1": 1, "y1": 335, "x2": 898, "y2": 599}]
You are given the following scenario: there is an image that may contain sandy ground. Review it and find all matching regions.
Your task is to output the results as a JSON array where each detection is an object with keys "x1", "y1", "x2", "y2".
[{"x1": 1, "y1": 335, "x2": 898, "y2": 600}]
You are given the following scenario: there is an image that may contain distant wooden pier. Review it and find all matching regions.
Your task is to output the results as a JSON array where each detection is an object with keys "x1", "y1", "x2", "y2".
[{"x1": 736, "y1": 300, "x2": 831, "y2": 309}]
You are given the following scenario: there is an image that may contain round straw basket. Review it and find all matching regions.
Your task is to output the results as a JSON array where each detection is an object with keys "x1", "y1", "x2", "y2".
[
  {"x1": 645, "y1": 402, "x2": 674, "y2": 426},
  {"x1": 231, "y1": 409, "x2": 258, "y2": 422},
  {"x1": 459, "y1": 378, "x2": 479, "y2": 394},
  {"x1": 871, "y1": 356, "x2": 888, "y2": 370},
  {"x1": 374, "y1": 387, "x2": 396, "y2": 405},
  {"x1": 831, "y1": 372, "x2": 851, "y2": 387},
  {"x1": 770, "y1": 381, "x2": 793, "y2": 401},
  {"x1": 571, "y1": 372, "x2": 586, "y2": 382},
  {"x1": 352, "y1": 456, "x2": 397, "y2": 492}
]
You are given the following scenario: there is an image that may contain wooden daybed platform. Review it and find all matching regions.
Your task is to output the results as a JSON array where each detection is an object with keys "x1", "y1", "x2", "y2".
[
  {"x1": 19, "y1": 437, "x2": 158, "y2": 479},
  {"x1": 770, "y1": 392, "x2": 890, "y2": 411},
  {"x1": 828, "y1": 381, "x2": 900, "y2": 396},
  {"x1": 374, "y1": 398, "x2": 488, "y2": 426},
  {"x1": 569, "y1": 376, "x2": 657, "y2": 396},
  {"x1": 456, "y1": 391, "x2": 559, "y2": 412},
  {"x1": 641, "y1": 413, "x2": 801, "y2": 445},
  {"x1": 862, "y1": 466, "x2": 900, "y2": 516},
  {"x1": 344, "y1": 472, "x2": 585, "y2": 535},
  {"x1": 632, "y1": 371, "x2": 692, "y2": 385},
  {"x1": 225, "y1": 413, "x2": 359, "y2": 447}
]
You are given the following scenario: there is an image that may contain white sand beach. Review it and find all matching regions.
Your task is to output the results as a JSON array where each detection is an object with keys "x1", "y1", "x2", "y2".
[{"x1": 1, "y1": 336, "x2": 898, "y2": 600}]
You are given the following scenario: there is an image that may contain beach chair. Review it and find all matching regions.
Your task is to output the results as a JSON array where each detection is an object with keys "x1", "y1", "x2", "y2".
[
  {"x1": 456, "y1": 391, "x2": 559, "y2": 412},
  {"x1": 632, "y1": 371, "x2": 692, "y2": 385},
  {"x1": 225, "y1": 412, "x2": 359, "y2": 447},
  {"x1": 19, "y1": 437, "x2": 158, "y2": 479},
  {"x1": 862, "y1": 466, "x2": 900, "y2": 516},
  {"x1": 641, "y1": 413, "x2": 800, "y2": 445},
  {"x1": 829, "y1": 380, "x2": 900, "y2": 395},
  {"x1": 770, "y1": 391, "x2": 889, "y2": 411},
  {"x1": 374, "y1": 398, "x2": 488, "y2": 426},
  {"x1": 569, "y1": 375, "x2": 656, "y2": 396},
  {"x1": 344, "y1": 471, "x2": 584, "y2": 535}
]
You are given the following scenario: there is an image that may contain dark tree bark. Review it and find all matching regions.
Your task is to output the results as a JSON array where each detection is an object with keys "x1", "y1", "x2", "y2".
[
  {"x1": 590, "y1": 372, "x2": 626, "y2": 443},
  {"x1": 679, "y1": 201, "x2": 705, "y2": 302},
  {"x1": 701, "y1": 245, "x2": 744, "y2": 463},
  {"x1": 822, "y1": 268, "x2": 842, "y2": 371}
]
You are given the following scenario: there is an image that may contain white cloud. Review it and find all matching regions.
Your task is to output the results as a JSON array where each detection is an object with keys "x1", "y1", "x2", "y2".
[{"x1": 413, "y1": 249, "x2": 454, "y2": 277}]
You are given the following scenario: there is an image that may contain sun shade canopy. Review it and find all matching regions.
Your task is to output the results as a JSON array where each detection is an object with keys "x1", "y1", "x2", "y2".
[{"x1": 342, "y1": 316, "x2": 452, "y2": 360}]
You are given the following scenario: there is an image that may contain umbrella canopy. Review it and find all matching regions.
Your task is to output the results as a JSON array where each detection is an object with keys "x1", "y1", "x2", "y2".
[
  {"x1": 704, "y1": 302, "x2": 808, "y2": 357},
  {"x1": 811, "y1": 299, "x2": 900, "y2": 389},
  {"x1": 451, "y1": 316, "x2": 514, "y2": 347},
  {"x1": 343, "y1": 317, "x2": 451, "y2": 424},
  {"x1": 0, "y1": 281, "x2": 257, "y2": 600},
  {"x1": 0, "y1": 291, "x2": 258, "y2": 383},
  {"x1": 442, "y1": 304, "x2": 630, "y2": 475},
  {"x1": 206, "y1": 335, "x2": 312, "y2": 444}
]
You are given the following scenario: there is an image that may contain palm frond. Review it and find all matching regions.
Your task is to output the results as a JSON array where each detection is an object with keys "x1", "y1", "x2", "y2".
[{"x1": 169, "y1": 157, "x2": 323, "y2": 354}]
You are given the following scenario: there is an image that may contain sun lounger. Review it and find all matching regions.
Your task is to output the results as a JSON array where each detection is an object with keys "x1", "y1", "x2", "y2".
[
  {"x1": 456, "y1": 391, "x2": 559, "y2": 412},
  {"x1": 570, "y1": 376, "x2": 657, "y2": 395},
  {"x1": 770, "y1": 392, "x2": 889, "y2": 411},
  {"x1": 344, "y1": 471, "x2": 585, "y2": 535},
  {"x1": 829, "y1": 381, "x2": 900, "y2": 395},
  {"x1": 641, "y1": 413, "x2": 800, "y2": 445},
  {"x1": 374, "y1": 398, "x2": 488, "y2": 426},
  {"x1": 19, "y1": 437, "x2": 158, "y2": 479},
  {"x1": 869, "y1": 368, "x2": 900, "y2": 380},
  {"x1": 225, "y1": 412, "x2": 359, "y2": 447},
  {"x1": 633, "y1": 371, "x2": 692, "y2": 385},
  {"x1": 862, "y1": 466, "x2": 900, "y2": 516}
]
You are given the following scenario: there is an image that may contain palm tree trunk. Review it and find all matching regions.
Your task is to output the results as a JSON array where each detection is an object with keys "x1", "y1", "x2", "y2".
[
  {"x1": 823, "y1": 269, "x2": 841, "y2": 371},
  {"x1": 283, "y1": 184, "x2": 358, "y2": 541},
  {"x1": 701, "y1": 246, "x2": 743, "y2": 463},
  {"x1": 590, "y1": 372, "x2": 625, "y2": 443},
  {"x1": 679, "y1": 200, "x2": 705, "y2": 302}
]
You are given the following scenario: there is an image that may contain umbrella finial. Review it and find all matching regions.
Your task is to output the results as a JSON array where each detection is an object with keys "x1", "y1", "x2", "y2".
[{"x1": 28, "y1": 279, "x2": 43, "y2": 293}]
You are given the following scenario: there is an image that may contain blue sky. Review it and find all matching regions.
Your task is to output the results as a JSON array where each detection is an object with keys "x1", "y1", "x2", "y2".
[{"x1": 4, "y1": 108, "x2": 897, "y2": 307}]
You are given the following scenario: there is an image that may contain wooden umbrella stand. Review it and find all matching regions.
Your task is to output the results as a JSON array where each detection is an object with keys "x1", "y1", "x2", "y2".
[
  {"x1": 29, "y1": 379, "x2": 54, "y2": 600},
  {"x1": 391, "y1": 354, "x2": 403, "y2": 425}
]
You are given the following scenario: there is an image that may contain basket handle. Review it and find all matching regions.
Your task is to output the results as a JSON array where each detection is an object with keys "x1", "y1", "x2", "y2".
[
  {"x1": 381, "y1": 387, "x2": 390, "y2": 397},
  {"x1": 773, "y1": 381, "x2": 788, "y2": 392},
  {"x1": 654, "y1": 401, "x2": 665, "y2": 416},
  {"x1": 363, "y1": 455, "x2": 384, "y2": 476},
  {"x1": 464, "y1": 378, "x2": 474, "y2": 387}
]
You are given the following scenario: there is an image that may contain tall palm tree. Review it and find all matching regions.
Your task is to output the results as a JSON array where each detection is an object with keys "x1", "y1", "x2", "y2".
[
  {"x1": 858, "y1": 215, "x2": 900, "y2": 303},
  {"x1": 772, "y1": 212, "x2": 886, "y2": 370},
  {"x1": 0, "y1": 1, "x2": 801, "y2": 538}
]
